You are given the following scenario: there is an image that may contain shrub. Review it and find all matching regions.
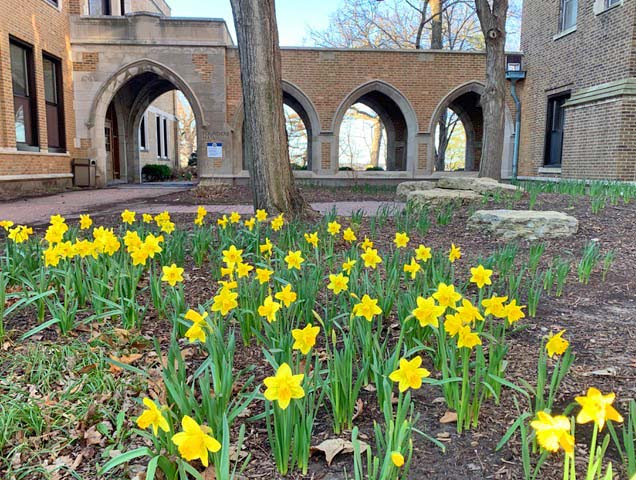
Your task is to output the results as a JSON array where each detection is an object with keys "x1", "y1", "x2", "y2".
[
  {"x1": 365, "y1": 166, "x2": 385, "y2": 171},
  {"x1": 142, "y1": 164, "x2": 172, "y2": 182}
]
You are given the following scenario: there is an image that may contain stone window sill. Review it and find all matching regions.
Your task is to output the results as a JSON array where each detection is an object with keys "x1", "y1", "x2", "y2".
[
  {"x1": 553, "y1": 26, "x2": 577, "y2": 41},
  {"x1": 538, "y1": 167, "x2": 562, "y2": 174}
]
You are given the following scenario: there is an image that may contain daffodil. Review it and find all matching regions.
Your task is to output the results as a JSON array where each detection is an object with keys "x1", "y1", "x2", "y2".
[
  {"x1": 546, "y1": 330, "x2": 569, "y2": 358},
  {"x1": 143, "y1": 213, "x2": 154, "y2": 223},
  {"x1": 412, "y1": 296, "x2": 445, "y2": 328},
  {"x1": 217, "y1": 215, "x2": 228, "y2": 228},
  {"x1": 162, "y1": 264, "x2": 184, "y2": 286},
  {"x1": 184, "y1": 309, "x2": 208, "y2": 343},
  {"x1": 292, "y1": 323, "x2": 320, "y2": 355},
  {"x1": 244, "y1": 217, "x2": 256, "y2": 231},
  {"x1": 394, "y1": 232, "x2": 409, "y2": 248},
  {"x1": 361, "y1": 247, "x2": 382, "y2": 269},
  {"x1": 275, "y1": 284, "x2": 297, "y2": 307},
  {"x1": 389, "y1": 355, "x2": 430, "y2": 392},
  {"x1": 415, "y1": 244, "x2": 432, "y2": 262},
  {"x1": 360, "y1": 236, "x2": 373, "y2": 250},
  {"x1": 342, "y1": 258, "x2": 356, "y2": 274},
  {"x1": 222, "y1": 245, "x2": 243, "y2": 267},
  {"x1": 171, "y1": 415, "x2": 221, "y2": 467},
  {"x1": 470, "y1": 264, "x2": 493, "y2": 289},
  {"x1": 481, "y1": 295, "x2": 508, "y2": 318},
  {"x1": 391, "y1": 451, "x2": 405, "y2": 468},
  {"x1": 448, "y1": 243, "x2": 461, "y2": 263},
  {"x1": 327, "y1": 273, "x2": 349, "y2": 294},
  {"x1": 504, "y1": 299, "x2": 525, "y2": 325},
  {"x1": 343, "y1": 227, "x2": 357, "y2": 243},
  {"x1": 304, "y1": 231, "x2": 319, "y2": 247},
  {"x1": 255, "y1": 209, "x2": 268, "y2": 222},
  {"x1": 457, "y1": 326, "x2": 481, "y2": 349},
  {"x1": 403, "y1": 257, "x2": 421, "y2": 279},
  {"x1": 136, "y1": 398, "x2": 170, "y2": 436},
  {"x1": 260, "y1": 238, "x2": 273, "y2": 257},
  {"x1": 263, "y1": 363, "x2": 305, "y2": 410},
  {"x1": 353, "y1": 294, "x2": 382, "y2": 322},
  {"x1": 229, "y1": 211, "x2": 241, "y2": 223},
  {"x1": 8, "y1": 225, "x2": 33, "y2": 243},
  {"x1": 575, "y1": 387, "x2": 623, "y2": 431},
  {"x1": 211, "y1": 287, "x2": 239, "y2": 316},
  {"x1": 50, "y1": 214, "x2": 65, "y2": 225},
  {"x1": 530, "y1": 411, "x2": 575, "y2": 455},
  {"x1": 255, "y1": 268, "x2": 274, "y2": 284},
  {"x1": 121, "y1": 209, "x2": 136, "y2": 224},
  {"x1": 284, "y1": 250, "x2": 304, "y2": 270},
  {"x1": 236, "y1": 262, "x2": 253, "y2": 278},
  {"x1": 327, "y1": 221, "x2": 341, "y2": 236},
  {"x1": 143, "y1": 234, "x2": 164, "y2": 258},
  {"x1": 79, "y1": 214, "x2": 92, "y2": 230},
  {"x1": 444, "y1": 313, "x2": 464, "y2": 337},
  {"x1": 258, "y1": 295, "x2": 282, "y2": 323},
  {"x1": 455, "y1": 298, "x2": 484, "y2": 325},
  {"x1": 271, "y1": 214, "x2": 284, "y2": 231},
  {"x1": 0, "y1": 220, "x2": 15, "y2": 230},
  {"x1": 433, "y1": 282, "x2": 461, "y2": 308}
]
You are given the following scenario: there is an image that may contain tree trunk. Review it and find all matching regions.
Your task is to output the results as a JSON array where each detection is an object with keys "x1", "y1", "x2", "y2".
[
  {"x1": 370, "y1": 119, "x2": 382, "y2": 167},
  {"x1": 435, "y1": 109, "x2": 448, "y2": 171},
  {"x1": 430, "y1": 0, "x2": 443, "y2": 49},
  {"x1": 475, "y1": 0, "x2": 508, "y2": 180},
  {"x1": 230, "y1": 0, "x2": 309, "y2": 216}
]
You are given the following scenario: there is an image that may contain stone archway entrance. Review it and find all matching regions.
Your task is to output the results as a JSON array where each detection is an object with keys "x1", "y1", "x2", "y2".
[{"x1": 88, "y1": 59, "x2": 206, "y2": 186}]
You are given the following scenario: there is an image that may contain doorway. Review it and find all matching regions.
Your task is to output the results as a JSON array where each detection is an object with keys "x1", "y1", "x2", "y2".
[
  {"x1": 544, "y1": 93, "x2": 570, "y2": 167},
  {"x1": 105, "y1": 103, "x2": 121, "y2": 181}
]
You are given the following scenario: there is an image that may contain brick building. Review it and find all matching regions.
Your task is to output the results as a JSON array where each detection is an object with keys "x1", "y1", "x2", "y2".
[
  {"x1": 0, "y1": 0, "x2": 633, "y2": 196},
  {"x1": 519, "y1": 0, "x2": 636, "y2": 180}
]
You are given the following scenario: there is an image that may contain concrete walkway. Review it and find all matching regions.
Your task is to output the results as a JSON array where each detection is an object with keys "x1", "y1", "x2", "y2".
[{"x1": 0, "y1": 186, "x2": 403, "y2": 225}]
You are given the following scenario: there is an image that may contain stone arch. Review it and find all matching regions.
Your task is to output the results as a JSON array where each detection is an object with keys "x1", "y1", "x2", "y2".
[
  {"x1": 331, "y1": 80, "x2": 419, "y2": 173},
  {"x1": 230, "y1": 81, "x2": 322, "y2": 172},
  {"x1": 430, "y1": 81, "x2": 514, "y2": 177},
  {"x1": 88, "y1": 58, "x2": 206, "y2": 185}
]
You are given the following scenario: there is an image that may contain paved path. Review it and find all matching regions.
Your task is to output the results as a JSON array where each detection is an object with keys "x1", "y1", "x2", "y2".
[{"x1": 0, "y1": 186, "x2": 403, "y2": 225}]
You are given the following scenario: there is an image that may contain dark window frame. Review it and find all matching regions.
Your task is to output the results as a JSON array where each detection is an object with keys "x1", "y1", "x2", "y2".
[
  {"x1": 163, "y1": 118, "x2": 168, "y2": 158},
  {"x1": 606, "y1": 0, "x2": 621, "y2": 7},
  {"x1": 543, "y1": 92, "x2": 571, "y2": 168},
  {"x1": 139, "y1": 115, "x2": 147, "y2": 151},
  {"x1": 43, "y1": 52, "x2": 66, "y2": 152},
  {"x1": 10, "y1": 37, "x2": 39, "y2": 152},
  {"x1": 45, "y1": 0, "x2": 59, "y2": 7},
  {"x1": 156, "y1": 115, "x2": 162, "y2": 158}
]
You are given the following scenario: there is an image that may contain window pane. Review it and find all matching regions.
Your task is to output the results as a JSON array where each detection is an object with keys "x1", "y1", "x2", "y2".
[
  {"x1": 562, "y1": 0, "x2": 577, "y2": 29},
  {"x1": 163, "y1": 118, "x2": 168, "y2": 157},
  {"x1": 15, "y1": 103, "x2": 26, "y2": 143},
  {"x1": 156, "y1": 116, "x2": 161, "y2": 156},
  {"x1": 10, "y1": 43, "x2": 28, "y2": 97},
  {"x1": 43, "y1": 58, "x2": 57, "y2": 105}
]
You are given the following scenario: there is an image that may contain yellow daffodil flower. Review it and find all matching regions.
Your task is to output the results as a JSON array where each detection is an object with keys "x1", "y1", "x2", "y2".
[
  {"x1": 433, "y1": 282, "x2": 461, "y2": 308},
  {"x1": 342, "y1": 258, "x2": 356, "y2": 274},
  {"x1": 448, "y1": 243, "x2": 461, "y2": 263},
  {"x1": 327, "y1": 221, "x2": 341, "y2": 236},
  {"x1": 229, "y1": 211, "x2": 241, "y2": 223},
  {"x1": 255, "y1": 209, "x2": 268, "y2": 222},
  {"x1": 260, "y1": 238, "x2": 273, "y2": 257},
  {"x1": 79, "y1": 214, "x2": 92, "y2": 230},
  {"x1": 504, "y1": 299, "x2": 526, "y2": 325},
  {"x1": 457, "y1": 326, "x2": 481, "y2": 349},
  {"x1": 481, "y1": 295, "x2": 508, "y2": 318},
  {"x1": 271, "y1": 214, "x2": 284, "y2": 231},
  {"x1": 531, "y1": 411, "x2": 575, "y2": 455},
  {"x1": 275, "y1": 284, "x2": 297, "y2": 307},
  {"x1": 121, "y1": 209, "x2": 136, "y2": 224},
  {"x1": 258, "y1": 295, "x2": 282, "y2": 323},
  {"x1": 211, "y1": 288, "x2": 239, "y2": 316},
  {"x1": 360, "y1": 236, "x2": 374, "y2": 250},
  {"x1": 263, "y1": 363, "x2": 305, "y2": 410},
  {"x1": 391, "y1": 451, "x2": 405, "y2": 468},
  {"x1": 414, "y1": 244, "x2": 432, "y2": 262},
  {"x1": 255, "y1": 268, "x2": 274, "y2": 284},
  {"x1": 546, "y1": 330, "x2": 569, "y2": 358},
  {"x1": 222, "y1": 245, "x2": 243, "y2": 267},
  {"x1": 575, "y1": 387, "x2": 623, "y2": 431},
  {"x1": 136, "y1": 398, "x2": 169, "y2": 436},
  {"x1": 353, "y1": 294, "x2": 382, "y2": 322},
  {"x1": 394, "y1": 232, "x2": 409, "y2": 248},
  {"x1": 470, "y1": 264, "x2": 493, "y2": 289},
  {"x1": 361, "y1": 247, "x2": 382, "y2": 269},
  {"x1": 304, "y1": 231, "x2": 319, "y2": 247},
  {"x1": 327, "y1": 273, "x2": 349, "y2": 294},
  {"x1": 171, "y1": 415, "x2": 221, "y2": 467},
  {"x1": 292, "y1": 323, "x2": 320, "y2": 355},
  {"x1": 162, "y1": 264, "x2": 184, "y2": 286},
  {"x1": 244, "y1": 217, "x2": 256, "y2": 231},
  {"x1": 389, "y1": 355, "x2": 430, "y2": 392},
  {"x1": 412, "y1": 296, "x2": 445, "y2": 328},
  {"x1": 143, "y1": 213, "x2": 154, "y2": 224},
  {"x1": 403, "y1": 257, "x2": 421, "y2": 279},
  {"x1": 343, "y1": 227, "x2": 357, "y2": 243},
  {"x1": 284, "y1": 250, "x2": 304, "y2": 270}
]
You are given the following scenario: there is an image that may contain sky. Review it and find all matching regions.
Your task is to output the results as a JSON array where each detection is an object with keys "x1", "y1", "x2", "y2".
[{"x1": 171, "y1": 0, "x2": 342, "y2": 46}]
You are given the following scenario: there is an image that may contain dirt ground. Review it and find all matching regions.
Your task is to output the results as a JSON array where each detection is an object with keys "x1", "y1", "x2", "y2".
[{"x1": 1, "y1": 187, "x2": 635, "y2": 480}]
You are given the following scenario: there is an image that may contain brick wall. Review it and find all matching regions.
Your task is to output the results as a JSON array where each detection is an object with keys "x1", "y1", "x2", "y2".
[
  {"x1": 519, "y1": 0, "x2": 636, "y2": 179},
  {"x1": 0, "y1": 0, "x2": 76, "y2": 195}
]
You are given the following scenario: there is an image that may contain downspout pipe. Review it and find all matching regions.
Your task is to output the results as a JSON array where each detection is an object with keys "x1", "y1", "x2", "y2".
[{"x1": 510, "y1": 78, "x2": 522, "y2": 181}]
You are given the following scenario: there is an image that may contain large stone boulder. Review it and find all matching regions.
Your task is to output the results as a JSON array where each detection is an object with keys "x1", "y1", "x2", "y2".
[
  {"x1": 468, "y1": 210, "x2": 578, "y2": 240},
  {"x1": 396, "y1": 181, "x2": 436, "y2": 201},
  {"x1": 408, "y1": 188, "x2": 481, "y2": 207},
  {"x1": 437, "y1": 176, "x2": 521, "y2": 194}
]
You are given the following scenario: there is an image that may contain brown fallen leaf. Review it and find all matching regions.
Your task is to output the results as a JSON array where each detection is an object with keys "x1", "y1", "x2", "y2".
[
  {"x1": 352, "y1": 398, "x2": 364, "y2": 422},
  {"x1": 84, "y1": 425, "x2": 103, "y2": 446},
  {"x1": 311, "y1": 438, "x2": 368, "y2": 466},
  {"x1": 440, "y1": 411, "x2": 458, "y2": 424}
]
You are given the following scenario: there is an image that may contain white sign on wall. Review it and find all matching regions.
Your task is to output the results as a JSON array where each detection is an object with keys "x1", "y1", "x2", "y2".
[{"x1": 207, "y1": 142, "x2": 223, "y2": 158}]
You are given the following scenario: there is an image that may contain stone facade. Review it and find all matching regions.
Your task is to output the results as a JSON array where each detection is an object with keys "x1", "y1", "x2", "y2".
[{"x1": 519, "y1": 0, "x2": 636, "y2": 180}]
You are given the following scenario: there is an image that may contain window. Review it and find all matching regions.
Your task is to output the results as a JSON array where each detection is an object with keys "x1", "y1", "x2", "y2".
[
  {"x1": 10, "y1": 39, "x2": 38, "y2": 150},
  {"x1": 606, "y1": 0, "x2": 620, "y2": 6},
  {"x1": 560, "y1": 0, "x2": 578, "y2": 31},
  {"x1": 89, "y1": 0, "x2": 111, "y2": 15},
  {"x1": 43, "y1": 54, "x2": 65, "y2": 152},
  {"x1": 156, "y1": 116, "x2": 162, "y2": 158},
  {"x1": 544, "y1": 93, "x2": 570, "y2": 167},
  {"x1": 139, "y1": 115, "x2": 147, "y2": 150},
  {"x1": 120, "y1": 0, "x2": 125, "y2": 14},
  {"x1": 163, "y1": 118, "x2": 169, "y2": 158},
  {"x1": 46, "y1": 0, "x2": 59, "y2": 6}
]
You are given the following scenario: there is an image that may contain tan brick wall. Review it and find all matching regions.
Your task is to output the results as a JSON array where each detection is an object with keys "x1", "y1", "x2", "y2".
[
  {"x1": 519, "y1": 0, "x2": 636, "y2": 179},
  {"x1": 73, "y1": 52, "x2": 99, "y2": 72},
  {"x1": 0, "y1": 0, "x2": 76, "y2": 195},
  {"x1": 192, "y1": 54, "x2": 213, "y2": 83}
]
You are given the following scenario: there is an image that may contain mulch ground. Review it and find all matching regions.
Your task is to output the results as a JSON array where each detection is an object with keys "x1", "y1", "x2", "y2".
[{"x1": 2, "y1": 187, "x2": 635, "y2": 480}]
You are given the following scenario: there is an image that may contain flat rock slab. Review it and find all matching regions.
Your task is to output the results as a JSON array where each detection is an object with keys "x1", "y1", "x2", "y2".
[
  {"x1": 396, "y1": 180, "x2": 436, "y2": 201},
  {"x1": 437, "y1": 177, "x2": 521, "y2": 194},
  {"x1": 468, "y1": 209, "x2": 579, "y2": 240},
  {"x1": 408, "y1": 188, "x2": 482, "y2": 206}
]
